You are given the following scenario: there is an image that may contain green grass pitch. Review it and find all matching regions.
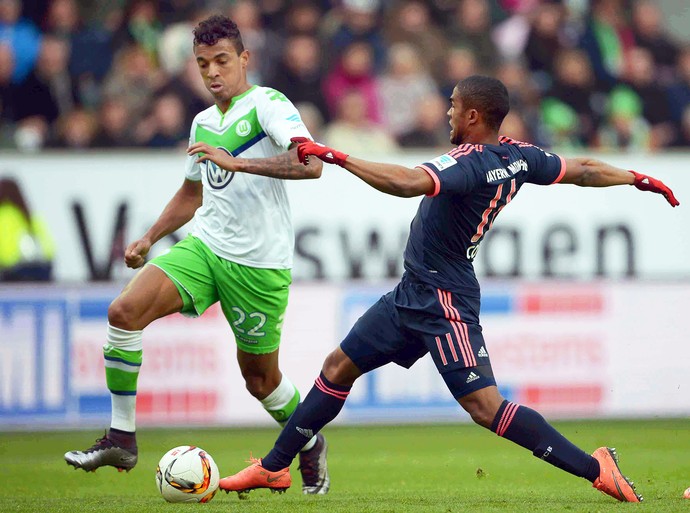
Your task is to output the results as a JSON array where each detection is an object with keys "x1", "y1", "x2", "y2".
[{"x1": 2, "y1": 418, "x2": 688, "y2": 512}]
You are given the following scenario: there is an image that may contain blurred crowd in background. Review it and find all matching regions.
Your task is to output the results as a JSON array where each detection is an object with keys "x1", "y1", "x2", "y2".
[{"x1": 0, "y1": 0, "x2": 689, "y2": 154}]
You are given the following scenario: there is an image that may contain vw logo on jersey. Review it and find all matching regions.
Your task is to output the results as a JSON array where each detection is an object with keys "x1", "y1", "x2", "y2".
[
  {"x1": 235, "y1": 119, "x2": 252, "y2": 137},
  {"x1": 205, "y1": 146, "x2": 235, "y2": 189}
]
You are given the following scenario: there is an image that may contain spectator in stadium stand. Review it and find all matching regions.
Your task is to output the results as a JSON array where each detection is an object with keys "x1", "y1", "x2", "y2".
[
  {"x1": 495, "y1": 61, "x2": 545, "y2": 145},
  {"x1": 326, "y1": 0, "x2": 387, "y2": 74},
  {"x1": 158, "y1": 0, "x2": 197, "y2": 26},
  {"x1": 667, "y1": 45, "x2": 690, "y2": 132},
  {"x1": 156, "y1": 14, "x2": 195, "y2": 76},
  {"x1": 91, "y1": 96, "x2": 136, "y2": 148},
  {"x1": 49, "y1": 107, "x2": 98, "y2": 148},
  {"x1": 219, "y1": 74, "x2": 679, "y2": 503},
  {"x1": 0, "y1": 0, "x2": 41, "y2": 85},
  {"x1": 43, "y1": 0, "x2": 113, "y2": 109},
  {"x1": 229, "y1": 0, "x2": 282, "y2": 85},
  {"x1": 323, "y1": 40, "x2": 381, "y2": 124},
  {"x1": 101, "y1": 43, "x2": 162, "y2": 127},
  {"x1": 378, "y1": 42, "x2": 439, "y2": 141},
  {"x1": 398, "y1": 93, "x2": 451, "y2": 149},
  {"x1": 111, "y1": 0, "x2": 162, "y2": 62},
  {"x1": 671, "y1": 104, "x2": 690, "y2": 148},
  {"x1": 12, "y1": 35, "x2": 77, "y2": 129},
  {"x1": 384, "y1": 0, "x2": 448, "y2": 83},
  {"x1": 134, "y1": 91, "x2": 187, "y2": 148},
  {"x1": 445, "y1": 0, "x2": 499, "y2": 73},
  {"x1": 0, "y1": 41, "x2": 13, "y2": 129},
  {"x1": 66, "y1": 14, "x2": 331, "y2": 496},
  {"x1": 541, "y1": 48, "x2": 602, "y2": 147},
  {"x1": 12, "y1": 116, "x2": 49, "y2": 151},
  {"x1": 523, "y1": 2, "x2": 567, "y2": 85},
  {"x1": 322, "y1": 88, "x2": 398, "y2": 155},
  {"x1": 623, "y1": 46, "x2": 676, "y2": 148},
  {"x1": 631, "y1": 0, "x2": 679, "y2": 78},
  {"x1": 439, "y1": 46, "x2": 479, "y2": 100},
  {"x1": 266, "y1": 34, "x2": 330, "y2": 122},
  {"x1": 579, "y1": 0, "x2": 634, "y2": 91},
  {"x1": 596, "y1": 85, "x2": 652, "y2": 151},
  {"x1": 281, "y1": 0, "x2": 322, "y2": 37},
  {"x1": 0, "y1": 177, "x2": 54, "y2": 282}
]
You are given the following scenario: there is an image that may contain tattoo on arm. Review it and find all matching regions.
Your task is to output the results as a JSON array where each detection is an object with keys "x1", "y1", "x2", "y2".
[{"x1": 237, "y1": 150, "x2": 318, "y2": 179}]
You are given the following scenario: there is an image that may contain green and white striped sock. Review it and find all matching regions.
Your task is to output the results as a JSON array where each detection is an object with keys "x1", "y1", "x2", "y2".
[{"x1": 104, "y1": 324, "x2": 143, "y2": 433}]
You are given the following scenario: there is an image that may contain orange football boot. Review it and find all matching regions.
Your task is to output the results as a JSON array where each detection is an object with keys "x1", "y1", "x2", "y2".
[
  {"x1": 219, "y1": 457, "x2": 291, "y2": 495},
  {"x1": 592, "y1": 447, "x2": 642, "y2": 502}
]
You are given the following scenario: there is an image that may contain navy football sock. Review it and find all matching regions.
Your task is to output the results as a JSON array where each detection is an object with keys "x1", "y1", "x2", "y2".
[
  {"x1": 491, "y1": 400, "x2": 600, "y2": 482},
  {"x1": 262, "y1": 372, "x2": 351, "y2": 471}
]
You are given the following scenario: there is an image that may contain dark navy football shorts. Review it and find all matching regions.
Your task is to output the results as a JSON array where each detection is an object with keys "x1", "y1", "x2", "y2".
[{"x1": 341, "y1": 273, "x2": 496, "y2": 399}]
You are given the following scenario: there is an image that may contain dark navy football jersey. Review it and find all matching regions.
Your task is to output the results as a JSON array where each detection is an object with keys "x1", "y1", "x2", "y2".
[{"x1": 403, "y1": 136, "x2": 566, "y2": 296}]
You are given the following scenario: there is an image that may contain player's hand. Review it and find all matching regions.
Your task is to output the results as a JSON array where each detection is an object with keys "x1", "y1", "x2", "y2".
[
  {"x1": 630, "y1": 171, "x2": 680, "y2": 207},
  {"x1": 294, "y1": 140, "x2": 349, "y2": 167},
  {"x1": 124, "y1": 238, "x2": 152, "y2": 269},
  {"x1": 187, "y1": 142, "x2": 235, "y2": 169}
]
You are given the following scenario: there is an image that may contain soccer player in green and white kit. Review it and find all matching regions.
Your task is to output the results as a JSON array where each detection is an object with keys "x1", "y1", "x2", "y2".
[{"x1": 65, "y1": 14, "x2": 330, "y2": 495}]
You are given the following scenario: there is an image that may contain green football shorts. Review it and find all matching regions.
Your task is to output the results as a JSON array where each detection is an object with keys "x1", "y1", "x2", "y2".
[{"x1": 149, "y1": 235, "x2": 291, "y2": 354}]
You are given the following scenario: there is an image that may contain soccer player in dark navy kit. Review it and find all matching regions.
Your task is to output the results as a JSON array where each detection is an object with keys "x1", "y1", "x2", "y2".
[{"x1": 219, "y1": 75, "x2": 679, "y2": 502}]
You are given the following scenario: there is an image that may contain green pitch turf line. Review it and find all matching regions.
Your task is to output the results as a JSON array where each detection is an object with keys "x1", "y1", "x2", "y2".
[{"x1": 1, "y1": 418, "x2": 688, "y2": 512}]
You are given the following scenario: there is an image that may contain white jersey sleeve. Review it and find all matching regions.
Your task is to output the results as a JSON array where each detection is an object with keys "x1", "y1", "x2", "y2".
[
  {"x1": 185, "y1": 116, "x2": 202, "y2": 181},
  {"x1": 256, "y1": 88, "x2": 313, "y2": 149}
]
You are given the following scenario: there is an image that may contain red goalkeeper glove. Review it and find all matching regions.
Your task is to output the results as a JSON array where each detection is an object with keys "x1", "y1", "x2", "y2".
[
  {"x1": 293, "y1": 139, "x2": 349, "y2": 167},
  {"x1": 630, "y1": 171, "x2": 680, "y2": 207}
]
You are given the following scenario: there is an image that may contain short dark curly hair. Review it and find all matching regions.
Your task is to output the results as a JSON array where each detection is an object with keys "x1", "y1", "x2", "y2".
[
  {"x1": 193, "y1": 14, "x2": 244, "y2": 54},
  {"x1": 456, "y1": 75, "x2": 510, "y2": 132}
]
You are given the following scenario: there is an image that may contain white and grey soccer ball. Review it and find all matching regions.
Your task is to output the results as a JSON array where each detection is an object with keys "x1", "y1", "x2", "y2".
[{"x1": 155, "y1": 445, "x2": 219, "y2": 503}]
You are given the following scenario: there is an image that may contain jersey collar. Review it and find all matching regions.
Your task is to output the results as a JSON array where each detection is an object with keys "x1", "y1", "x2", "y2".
[{"x1": 216, "y1": 84, "x2": 257, "y2": 115}]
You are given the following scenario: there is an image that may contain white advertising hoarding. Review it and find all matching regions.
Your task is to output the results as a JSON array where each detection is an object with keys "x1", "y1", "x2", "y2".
[
  {"x1": 0, "y1": 281, "x2": 688, "y2": 428},
  {"x1": 0, "y1": 150, "x2": 688, "y2": 283}
]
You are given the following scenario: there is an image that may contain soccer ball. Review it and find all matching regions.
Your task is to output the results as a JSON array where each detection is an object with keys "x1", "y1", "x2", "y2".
[{"x1": 155, "y1": 445, "x2": 220, "y2": 503}]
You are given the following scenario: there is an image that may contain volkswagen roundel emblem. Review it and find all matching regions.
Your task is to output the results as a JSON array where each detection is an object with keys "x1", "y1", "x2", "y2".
[
  {"x1": 205, "y1": 146, "x2": 235, "y2": 189},
  {"x1": 235, "y1": 119, "x2": 252, "y2": 137}
]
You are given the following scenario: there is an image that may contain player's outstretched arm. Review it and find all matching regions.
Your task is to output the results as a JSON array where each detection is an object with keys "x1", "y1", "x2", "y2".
[
  {"x1": 125, "y1": 179, "x2": 202, "y2": 269},
  {"x1": 561, "y1": 157, "x2": 679, "y2": 207},
  {"x1": 295, "y1": 140, "x2": 434, "y2": 197},
  {"x1": 186, "y1": 140, "x2": 322, "y2": 180}
]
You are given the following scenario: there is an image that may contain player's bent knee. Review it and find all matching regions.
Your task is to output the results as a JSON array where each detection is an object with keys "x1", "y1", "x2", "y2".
[
  {"x1": 322, "y1": 348, "x2": 361, "y2": 386},
  {"x1": 107, "y1": 297, "x2": 140, "y2": 331},
  {"x1": 243, "y1": 373, "x2": 281, "y2": 400},
  {"x1": 463, "y1": 403, "x2": 496, "y2": 428},
  {"x1": 458, "y1": 388, "x2": 504, "y2": 428}
]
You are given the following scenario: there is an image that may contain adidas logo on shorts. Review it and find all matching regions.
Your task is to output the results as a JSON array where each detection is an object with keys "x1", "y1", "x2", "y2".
[{"x1": 466, "y1": 372, "x2": 480, "y2": 384}]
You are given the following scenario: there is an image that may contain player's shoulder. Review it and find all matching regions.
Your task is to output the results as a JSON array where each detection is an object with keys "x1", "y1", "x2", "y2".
[
  {"x1": 424, "y1": 144, "x2": 483, "y2": 173},
  {"x1": 253, "y1": 85, "x2": 293, "y2": 106},
  {"x1": 439, "y1": 144, "x2": 487, "y2": 166},
  {"x1": 499, "y1": 135, "x2": 550, "y2": 153}
]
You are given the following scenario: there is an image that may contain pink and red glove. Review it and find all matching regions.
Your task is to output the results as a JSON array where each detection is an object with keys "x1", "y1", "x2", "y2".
[
  {"x1": 290, "y1": 137, "x2": 349, "y2": 167},
  {"x1": 630, "y1": 171, "x2": 680, "y2": 207}
]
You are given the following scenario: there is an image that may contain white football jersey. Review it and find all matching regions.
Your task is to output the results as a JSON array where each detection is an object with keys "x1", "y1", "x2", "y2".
[{"x1": 185, "y1": 85, "x2": 312, "y2": 269}]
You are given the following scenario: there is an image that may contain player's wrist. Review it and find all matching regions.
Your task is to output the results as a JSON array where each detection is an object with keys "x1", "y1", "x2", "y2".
[
  {"x1": 629, "y1": 170, "x2": 647, "y2": 188},
  {"x1": 333, "y1": 151, "x2": 349, "y2": 167}
]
